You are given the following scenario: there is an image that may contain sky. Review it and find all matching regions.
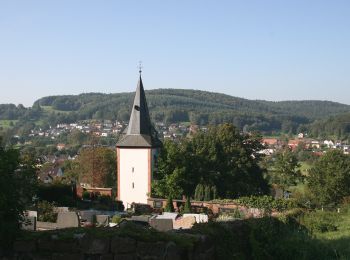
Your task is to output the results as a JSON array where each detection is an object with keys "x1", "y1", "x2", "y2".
[{"x1": 0, "y1": 0, "x2": 350, "y2": 107}]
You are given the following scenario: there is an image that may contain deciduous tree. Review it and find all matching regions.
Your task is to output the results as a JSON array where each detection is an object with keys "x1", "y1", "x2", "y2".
[{"x1": 307, "y1": 150, "x2": 350, "y2": 205}]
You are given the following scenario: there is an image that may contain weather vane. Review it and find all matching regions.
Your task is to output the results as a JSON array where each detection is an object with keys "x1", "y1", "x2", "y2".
[{"x1": 138, "y1": 61, "x2": 143, "y2": 75}]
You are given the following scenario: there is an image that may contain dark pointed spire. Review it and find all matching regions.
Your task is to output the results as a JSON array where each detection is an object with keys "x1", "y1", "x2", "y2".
[
  {"x1": 117, "y1": 73, "x2": 160, "y2": 147},
  {"x1": 126, "y1": 75, "x2": 152, "y2": 136}
]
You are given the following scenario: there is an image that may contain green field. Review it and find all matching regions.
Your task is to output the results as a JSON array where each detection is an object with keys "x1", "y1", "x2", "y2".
[
  {"x1": 41, "y1": 106, "x2": 72, "y2": 114},
  {"x1": 0, "y1": 120, "x2": 18, "y2": 129}
]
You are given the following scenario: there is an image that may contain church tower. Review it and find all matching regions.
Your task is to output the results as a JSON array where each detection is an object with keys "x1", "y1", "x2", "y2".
[{"x1": 116, "y1": 72, "x2": 160, "y2": 208}]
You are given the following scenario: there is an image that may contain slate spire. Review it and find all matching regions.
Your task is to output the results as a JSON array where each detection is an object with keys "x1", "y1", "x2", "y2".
[
  {"x1": 116, "y1": 73, "x2": 160, "y2": 147},
  {"x1": 126, "y1": 75, "x2": 152, "y2": 136}
]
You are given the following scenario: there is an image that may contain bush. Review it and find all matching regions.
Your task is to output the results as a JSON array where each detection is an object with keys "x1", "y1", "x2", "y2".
[
  {"x1": 111, "y1": 215, "x2": 122, "y2": 224},
  {"x1": 114, "y1": 200, "x2": 125, "y2": 211},
  {"x1": 37, "y1": 200, "x2": 57, "y2": 223},
  {"x1": 194, "y1": 184, "x2": 217, "y2": 201},
  {"x1": 37, "y1": 183, "x2": 75, "y2": 206},
  {"x1": 301, "y1": 210, "x2": 338, "y2": 233},
  {"x1": 82, "y1": 191, "x2": 90, "y2": 200},
  {"x1": 236, "y1": 196, "x2": 297, "y2": 213},
  {"x1": 191, "y1": 218, "x2": 335, "y2": 259},
  {"x1": 99, "y1": 195, "x2": 112, "y2": 205},
  {"x1": 182, "y1": 197, "x2": 192, "y2": 214}
]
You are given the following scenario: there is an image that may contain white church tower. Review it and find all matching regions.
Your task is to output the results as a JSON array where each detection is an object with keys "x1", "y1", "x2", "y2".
[{"x1": 116, "y1": 71, "x2": 161, "y2": 208}]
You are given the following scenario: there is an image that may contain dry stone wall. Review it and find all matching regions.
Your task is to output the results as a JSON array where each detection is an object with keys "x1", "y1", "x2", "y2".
[{"x1": 4, "y1": 231, "x2": 215, "y2": 260}]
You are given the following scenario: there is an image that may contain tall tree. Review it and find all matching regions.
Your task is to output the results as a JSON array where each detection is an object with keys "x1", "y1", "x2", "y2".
[
  {"x1": 270, "y1": 148, "x2": 303, "y2": 193},
  {"x1": 307, "y1": 150, "x2": 350, "y2": 205},
  {"x1": 153, "y1": 124, "x2": 269, "y2": 199},
  {"x1": 76, "y1": 147, "x2": 116, "y2": 188},
  {"x1": 0, "y1": 138, "x2": 37, "y2": 249}
]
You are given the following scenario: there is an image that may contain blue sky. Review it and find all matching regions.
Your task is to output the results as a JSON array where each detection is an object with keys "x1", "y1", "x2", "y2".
[{"x1": 0, "y1": 0, "x2": 350, "y2": 106}]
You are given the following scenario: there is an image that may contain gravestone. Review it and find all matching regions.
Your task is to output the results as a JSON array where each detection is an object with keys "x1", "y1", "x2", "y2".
[
  {"x1": 57, "y1": 212, "x2": 79, "y2": 228},
  {"x1": 96, "y1": 215, "x2": 109, "y2": 226},
  {"x1": 156, "y1": 212, "x2": 179, "y2": 220},
  {"x1": 21, "y1": 216, "x2": 36, "y2": 231},
  {"x1": 183, "y1": 214, "x2": 208, "y2": 223},
  {"x1": 173, "y1": 216, "x2": 196, "y2": 230},
  {"x1": 79, "y1": 210, "x2": 95, "y2": 223},
  {"x1": 56, "y1": 207, "x2": 69, "y2": 213},
  {"x1": 131, "y1": 215, "x2": 152, "y2": 223},
  {"x1": 149, "y1": 218, "x2": 173, "y2": 232},
  {"x1": 26, "y1": 210, "x2": 38, "y2": 218}
]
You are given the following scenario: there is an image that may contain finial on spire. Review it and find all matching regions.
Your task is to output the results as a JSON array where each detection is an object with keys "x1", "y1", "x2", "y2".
[{"x1": 138, "y1": 61, "x2": 143, "y2": 76}]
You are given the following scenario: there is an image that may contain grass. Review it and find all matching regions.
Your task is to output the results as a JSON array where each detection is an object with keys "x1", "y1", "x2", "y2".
[
  {"x1": 0, "y1": 120, "x2": 18, "y2": 129},
  {"x1": 41, "y1": 106, "x2": 72, "y2": 114},
  {"x1": 313, "y1": 207, "x2": 350, "y2": 258}
]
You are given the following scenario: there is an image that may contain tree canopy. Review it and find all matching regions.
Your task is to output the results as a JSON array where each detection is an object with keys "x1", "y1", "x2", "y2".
[
  {"x1": 153, "y1": 123, "x2": 269, "y2": 199},
  {"x1": 307, "y1": 150, "x2": 350, "y2": 206},
  {"x1": 69, "y1": 146, "x2": 116, "y2": 188},
  {"x1": 1, "y1": 89, "x2": 350, "y2": 136},
  {"x1": 0, "y1": 138, "x2": 37, "y2": 247},
  {"x1": 269, "y1": 148, "x2": 303, "y2": 193}
]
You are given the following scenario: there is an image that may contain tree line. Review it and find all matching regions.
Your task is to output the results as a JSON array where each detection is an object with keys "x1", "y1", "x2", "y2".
[{"x1": 1, "y1": 89, "x2": 350, "y2": 136}]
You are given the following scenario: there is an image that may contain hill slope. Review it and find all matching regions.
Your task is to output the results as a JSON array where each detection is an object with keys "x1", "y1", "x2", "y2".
[{"x1": 1, "y1": 89, "x2": 350, "y2": 134}]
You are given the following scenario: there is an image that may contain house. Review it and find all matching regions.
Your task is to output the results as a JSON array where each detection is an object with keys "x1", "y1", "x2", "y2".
[
  {"x1": 297, "y1": 133, "x2": 304, "y2": 139},
  {"x1": 288, "y1": 139, "x2": 302, "y2": 150},
  {"x1": 189, "y1": 125, "x2": 199, "y2": 134},
  {"x1": 262, "y1": 138, "x2": 279, "y2": 147},
  {"x1": 258, "y1": 148, "x2": 275, "y2": 156},
  {"x1": 38, "y1": 166, "x2": 64, "y2": 183},
  {"x1": 101, "y1": 132, "x2": 109, "y2": 137},
  {"x1": 310, "y1": 140, "x2": 320, "y2": 149},
  {"x1": 324, "y1": 140, "x2": 334, "y2": 148},
  {"x1": 56, "y1": 143, "x2": 66, "y2": 151}
]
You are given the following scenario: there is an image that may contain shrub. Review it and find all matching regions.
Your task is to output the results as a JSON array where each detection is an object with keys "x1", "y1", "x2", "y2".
[
  {"x1": 114, "y1": 200, "x2": 125, "y2": 211},
  {"x1": 301, "y1": 211, "x2": 338, "y2": 233},
  {"x1": 111, "y1": 215, "x2": 122, "y2": 224},
  {"x1": 236, "y1": 196, "x2": 297, "y2": 213},
  {"x1": 204, "y1": 186, "x2": 211, "y2": 201},
  {"x1": 182, "y1": 197, "x2": 192, "y2": 214},
  {"x1": 82, "y1": 191, "x2": 90, "y2": 200},
  {"x1": 194, "y1": 184, "x2": 204, "y2": 201},
  {"x1": 37, "y1": 200, "x2": 57, "y2": 223},
  {"x1": 99, "y1": 195, "x2": 112, "y2": 205},
  {"x1": 164, "y1": 197, "x2": 175, "y2": 212},
  {"x1": 37, "y1": 183, "x2": 75, "y2": 206}
]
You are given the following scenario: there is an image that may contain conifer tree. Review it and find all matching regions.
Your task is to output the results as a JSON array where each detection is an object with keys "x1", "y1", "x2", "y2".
[
  {"x1": 204, "y1": 185, "x2": 211, "y2": 201},
  {"x1": 183, "y1": 197, "x2": 192, "y2": 213},
  {"x1": 164, "y1": 197, "x2": 175, "y2": 212}
]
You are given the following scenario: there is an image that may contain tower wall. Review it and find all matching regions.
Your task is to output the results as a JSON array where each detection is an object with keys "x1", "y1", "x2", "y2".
[{"x1": 117, "y1": 148, "x2": 151, "y2": 208}]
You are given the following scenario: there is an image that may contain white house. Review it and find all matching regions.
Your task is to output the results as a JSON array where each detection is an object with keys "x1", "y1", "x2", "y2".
[
  {"x1": 324, "y1": 140, "x2": 334, "y2": 148},
  {"x1": 116, "y1": 73, "x2": 161, "y2": 209}
]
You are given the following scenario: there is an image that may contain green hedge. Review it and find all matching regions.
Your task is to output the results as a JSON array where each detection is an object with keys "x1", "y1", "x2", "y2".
[
  {"x1": 37, "y1": 183, "x2": 76, "y2": 206},
  {"x1": 212, "y1": 196, "x2": 298, "y2": 212}
]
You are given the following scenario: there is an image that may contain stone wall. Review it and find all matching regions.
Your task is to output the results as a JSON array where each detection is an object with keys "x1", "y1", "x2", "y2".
[{"x1": 5, "y1": 229, "x2": 215, "y2": 260}]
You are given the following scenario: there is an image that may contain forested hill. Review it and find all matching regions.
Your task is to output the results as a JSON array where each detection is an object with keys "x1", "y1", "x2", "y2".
[{"x1": 1, "y1": 89, "x2": 350, "y2": 134}]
